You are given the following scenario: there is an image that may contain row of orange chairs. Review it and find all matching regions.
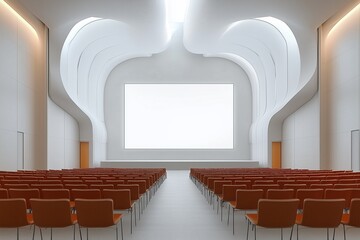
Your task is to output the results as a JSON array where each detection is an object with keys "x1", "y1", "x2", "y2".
[
  {"x1": 244, "y1": 198, "x2": 360, "y2": 240},
  {"x1": 0, "y1": 198, "x2": 123, "y2": 240},
  {"x1": 191, "y1": 168, "x2": 360, "y2": 239}
]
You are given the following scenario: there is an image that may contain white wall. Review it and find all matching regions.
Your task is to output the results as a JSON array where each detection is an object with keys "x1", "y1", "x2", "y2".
[
  {"x1": 47, "y1": 98, "x2": 80, "y2": 169},
  {"x1": 104, "y1": 27, "x2": 252, "y2": 160},
  {"x1": 282, "y1": 93, "x2": 320, "y2": 169},
  {"x1": 0, "y1": 1, "x2": 46, "y2": 170},
  {"x1": 320, "y1": 5, "x2": 360, "y2": 170}
]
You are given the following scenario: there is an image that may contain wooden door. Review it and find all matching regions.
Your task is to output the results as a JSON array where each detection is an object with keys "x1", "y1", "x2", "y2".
[
  {"x1": 272, "y1": 142, "x2": 281, "y2": 169},
  {"x1": 80, "y1": 142, "x2": 89, "y2": 168}
]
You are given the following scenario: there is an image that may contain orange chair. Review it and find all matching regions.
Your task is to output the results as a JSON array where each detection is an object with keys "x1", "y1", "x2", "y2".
[
  {"x1": 246, "y1": 199, "x2": 299, "y2": 240},
  {"x1": 75, "y1": 199, "x2": 123, "y2": 240},
  {"x1": 0, "y1": 188, "x2": 8, "y2": 199},
  {"x1": 220, "y1": 184, "x2": 247, "y2": 224},
  {"x1": 342, "y1": 198, "x2": 360, "y2": 240},
  {"x1": 296, "y1": 199, "x2": 345, "y2": 240},
  {"x1": 230, "y1": 189, "x2": 264, "y2": 235},
  {"x1": 41, "y1": 189, "x2": 75, "y2": 208},
  {"x1": 30, "y1": 199, "x2": 77, "y2": 240},
  {"x1": 325, "y1": 188, "x2": 352, "y2": 209},
  {"x1": 252, "y1": 184, "x2": 280, "y2": 197},
  {"x1": 267, "y1": 189, "x2": 295, "y2": 199},
  {"x1": 296, "y1": 189, "x2": 324, "y2": 210},
  {"x1": 8, "y1": 188, "x2": 40, "y2": 210},
  {"x1": 0, "y1": 199, "x2": 33, "y2": 240},
  {"x1": 71, "y1": 189, "x2": 101, "y2": 201},
  {"x1": 41, "y1": 188, "x2": 71, "y2": 199},
  {"x1": 102, "y1": 189, "x2": 135, "y2": 233}
]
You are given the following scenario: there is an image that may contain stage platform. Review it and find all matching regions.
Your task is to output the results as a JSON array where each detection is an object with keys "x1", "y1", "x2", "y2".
[{"x1": 101, "y1": 160, "x2": 259, "y2": 170}]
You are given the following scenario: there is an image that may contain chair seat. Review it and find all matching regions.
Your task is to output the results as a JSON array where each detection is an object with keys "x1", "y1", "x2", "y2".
[
  {"x1": 295, "y1": 214, "x2": 303, "y2": 224},
  {"x1": 341, "y1": 214, "x2": 349, "y2": 225},
  {"x1": 71, "y1": 214, "x2": 78, "y2": 224},
  {"x1": 27, "y1": 214, "x2": 34, "y2": 224},
  {"x1": 113, "y1": 214, "x2": 122, "y2": 224},
  {"x1": 246, "y1": 213, "x2": 258, "y2": 225}
]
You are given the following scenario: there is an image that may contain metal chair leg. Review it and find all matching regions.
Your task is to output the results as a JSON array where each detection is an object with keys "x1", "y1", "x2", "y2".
[
  {"x1": 332, "y1": 228, "x2": 336, "y2": 240},
  {"x1": 17, "y1": 228, "x2": 19, "y2": 240},
  {"x1": 296, "y1": 224, "x2": 299, "y2": 240},
  {"x1": 290, "y1": 226, "x2": 294, "y2": 240},
  {"x1": 32, "y1": 226, "x2": 35, "y2": 240},
  {"x1": 116, "y1": 224, "x2": 118, "y2": 240},
  {"x1": 232, "y1": 208, "x2": 235, "y2": 235},
  {"x1": 79, "y1": 226, "x2": 83, "y2": 240},
  {"x1": 39, "y1": 228, "x2": 43, "y2": 240},
  {"x1": 343, "y1": 224, "x2": 346, "y2": 240},
  {"x1": 254, "y1": 225, "x2": 257, "y2": 240},
  {"x1": 246, "y1": 220, "x2": 250, "y2": 240},
  {"x1": 281, "y1": 228, "x2": 283, "y2": 240},
  {"x1": 121, "y1": 218, "x2": 124, "y2": 240},
  {"x1": 327, "y1": 228, "x2": 329, "y2": 240}
]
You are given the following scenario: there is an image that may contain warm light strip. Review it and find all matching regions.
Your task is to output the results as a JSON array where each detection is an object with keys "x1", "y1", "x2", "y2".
[
  {"x1": 0, "y1": 0, "x2": 38, "y2": 38},
  {"x1": 328, "y1": 3, "x2": 360, "y2": 38}
]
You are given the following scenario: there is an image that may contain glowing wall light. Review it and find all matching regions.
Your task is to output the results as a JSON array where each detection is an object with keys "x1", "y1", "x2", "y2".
[
  {"x1": 328, "y1": 3, "x2": 360, "y2": 38},
  {"x1": 0, "y1": 0, "x2": 38, "y2": 39},
  {"x1": 165, "y1": 0, "x2": 190, "y2": 23}
]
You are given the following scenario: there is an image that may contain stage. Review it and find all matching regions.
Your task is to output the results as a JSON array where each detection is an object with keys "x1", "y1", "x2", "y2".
[{"x1": 101, "y1": 160, "x2": 259, "y2": 170}]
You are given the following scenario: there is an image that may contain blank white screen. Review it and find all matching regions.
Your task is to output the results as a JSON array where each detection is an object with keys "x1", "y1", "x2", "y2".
[{"x1": 124, "y1": 84, "x2": 233, "y2": 149}]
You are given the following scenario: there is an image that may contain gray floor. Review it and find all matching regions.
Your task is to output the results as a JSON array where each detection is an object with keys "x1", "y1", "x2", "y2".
[{"x1": 4, "y1": 170, "x2": 360, "y2": 239}]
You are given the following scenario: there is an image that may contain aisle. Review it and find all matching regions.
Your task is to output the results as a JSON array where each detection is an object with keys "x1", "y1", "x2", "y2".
[{"x1": 127, "y1": 170, "x2": 239, "y2": 240}]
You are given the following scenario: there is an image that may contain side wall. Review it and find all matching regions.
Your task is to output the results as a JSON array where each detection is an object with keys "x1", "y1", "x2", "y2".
[
  {"x1": 320, "y1": 4, "x2": 360, "y2": 170},
  {"x1": 47, "y1": 97, "x2": 80, "y2": 169},
  {"x1": 0, "y1": 1, "x2": 46, "y2": 170},
  {"x1": 282, "y1": 93, "x2": 320, "y2": 169}
]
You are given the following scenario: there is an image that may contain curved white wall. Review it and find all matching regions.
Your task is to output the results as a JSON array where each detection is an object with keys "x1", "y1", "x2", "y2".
[
  {"x1": 104, "y1": 26, "x2": 252, "y2": 160},
  {"x1": 56, "y1": 8, "x2": 319, "y2": 167}
]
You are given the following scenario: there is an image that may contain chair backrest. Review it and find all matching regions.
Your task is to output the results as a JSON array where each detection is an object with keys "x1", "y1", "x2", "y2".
[
  {"x1": 267, "y1": 189, "x2": 295, "y2": 199},
  {"x1": 102, "y1": 189, "x2": 132, "y2": 210},
  {"x1": 89, "y1": 184, "x2": 114, "y2": 190},
  {"x1": 235, "y1": 189, "x2": 264, "y2": 210},
  {"x1": 127, "y1": 180, "x2": 147, "y2": 194},
  {"x1": 310, "y1": 184, "x2": 333, "y2": 190},
  {"x1": 0, "y1": 188, "x2": 8, "y2": 199},
  {"x1": 222, "y1": 185, "x2": 247, "y2": 202},
  {"x1": 3, "y1": 184, "x2": 29, "y2": 189},
  {"x1": 234, "y1": 180, "x2": 251, "y2": 189},
  {"x1": 325, "y1": 188, "x2": 352, "y2": 209},
  {"x1": 64, "y1": 184, "x2": 88, "y2": 191},
  {"x1": 347, "y1": 198, "x2": 360, "y2": 227},
  {"x1": 214, "y1": 180, "x2": 232, "y2": 195},
  {"x1": 296, "y1": 188, "x2": 324, "y2": 209},
  {"x1": 71, "y1": 189, "x2": 101, "y2": 200},
  {"x1": 301, "y1": 199, "x2": 345, "y2": 228},
  {"x1": 351, "y1": 189, "x2": 360, "y2": 199},
  {"x1": 30, "y1": 199, "x2": 74, "y2": 227},
  {"x1": 334, "y1": 184, "x2": 360, "y2": 189},
  {"x1": 252, "y1": 184, "x2": 280, "y2": 197},
  {"x1": 116, "y1": 184, "x2": 140, "y2": 201},
  {"x1": 283, "y1": 184, "x2": 307, "y2": 192},
  {"x1": 31, "y1": 184, "x2": 64, "y2": 190},
  {"x1": 75, "y1": 199, "x2": 115, "y2": 227},
  {"x1": 41, "y1": 189, "x2": 70, "y2": 199},
  {"x1": 257, "y1": 199, "x2": 299, "y2": 228},
  {"x1": 0, "y1": 199, "x2": 30, "y2": 227},
  {"x1": 8, "y1": 188, "x2": 40, "y2": 209}
]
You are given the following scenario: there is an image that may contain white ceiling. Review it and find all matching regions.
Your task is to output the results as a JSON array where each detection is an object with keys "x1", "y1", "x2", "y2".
[{"x1": 17, "y1": 0, "x2": 357, "y2": 47}]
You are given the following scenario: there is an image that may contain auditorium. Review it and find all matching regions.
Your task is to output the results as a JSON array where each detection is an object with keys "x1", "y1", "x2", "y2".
[{"x1": 0, "y1": 0, "x2": 360, "y2": 239}]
